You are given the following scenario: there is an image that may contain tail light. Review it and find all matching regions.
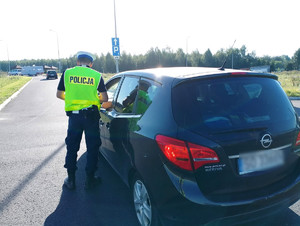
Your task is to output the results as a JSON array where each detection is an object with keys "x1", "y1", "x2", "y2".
[
  {"x1": 188, "y1": 143, "x2": 220, "y2": 169},
  {"x1": 156, "y1": 135, "x2": 192, "y2": 170},
  {"x1": 156, "y1": 135, "x2": 219, "y2": 171},
  {"x1": 296, "y1": 132, "x2": 300, "y2": 146}
]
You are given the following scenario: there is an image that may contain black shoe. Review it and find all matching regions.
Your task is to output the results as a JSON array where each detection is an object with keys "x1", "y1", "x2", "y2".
[
  {"x1": 85, "y1": 175, "x2": 101, "y2": 190},
  {"x1": 64, "y1": 177, "x2": 76, "y2": 190}
]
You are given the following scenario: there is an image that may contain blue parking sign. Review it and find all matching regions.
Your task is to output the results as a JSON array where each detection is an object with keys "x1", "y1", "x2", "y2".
[{"x1": 112, "y1": 38, "x2": 120, "y2": 57}]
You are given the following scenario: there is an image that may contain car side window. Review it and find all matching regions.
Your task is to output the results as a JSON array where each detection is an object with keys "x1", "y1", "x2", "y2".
[
  {"x1": 101, "y1": 77, "x2": 121, "y2": 110},
  {"x1": 136, "y1": 79, "x2": 160, "y2": 115},
  {"x1": 105, "y1": 77, "x2": 121, "y2": 102},
  {"x1": 115, "y1": 76, "x2": 139, "y2": 114}
]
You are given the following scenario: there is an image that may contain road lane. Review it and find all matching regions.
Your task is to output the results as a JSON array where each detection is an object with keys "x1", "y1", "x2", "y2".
[
  {"x1": 0, "y1": 76, "x2": 138, "y2": 226},
  {"x1": 0, "y1": 76, "x2": 67, "y2": 225}
]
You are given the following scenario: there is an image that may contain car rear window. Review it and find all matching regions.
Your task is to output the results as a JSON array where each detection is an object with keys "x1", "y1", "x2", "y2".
[{"x1": 172, "y1": 76, "x2": 296, "y2": 134}]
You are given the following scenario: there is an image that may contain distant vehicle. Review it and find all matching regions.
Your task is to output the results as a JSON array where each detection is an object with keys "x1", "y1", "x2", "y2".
[
  {"x1": 46, "y1": 70, "x2": 57, "y2": 79},
  {"x1": 99, "y1": 67, "x2": 300, "y2": 226},
  {"x1": 8, "y1": 69, "x2": 22, "y2": 76},
  {"x1": 21, "y1": 66, "x2": 44, "y2": 76}
]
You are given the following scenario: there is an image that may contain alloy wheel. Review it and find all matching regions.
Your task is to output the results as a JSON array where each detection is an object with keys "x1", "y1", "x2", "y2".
[{"x1": 133, "y1": 179, "x2": 152, "y2": 226}]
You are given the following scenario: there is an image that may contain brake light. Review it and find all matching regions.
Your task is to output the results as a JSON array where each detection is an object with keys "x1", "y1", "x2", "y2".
[
  {"x1": 156, "y1": 135, "x2": 220, "y2": 171},
  {"x1": 230, "y1": 72, "x2": 248, "y2": 75},
  {"x1": 156, "y1": 135, "x2": 192, "y2": 171},
  {"x1": 296, "y1": 132, "x2": 300, "y2": 146}
]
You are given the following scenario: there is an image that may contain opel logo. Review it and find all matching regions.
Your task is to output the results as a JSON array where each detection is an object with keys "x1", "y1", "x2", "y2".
[{"x1": 260, "y1": 134, "x2": 272, "y2": 148}]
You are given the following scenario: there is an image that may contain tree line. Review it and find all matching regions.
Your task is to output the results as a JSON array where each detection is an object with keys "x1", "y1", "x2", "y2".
[{"x1": 1, "y1": 45, "x2": 300, "y2": 73}]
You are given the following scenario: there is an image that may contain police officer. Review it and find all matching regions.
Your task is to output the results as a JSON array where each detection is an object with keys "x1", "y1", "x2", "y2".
[{"x1": 56, "y1": 51, "x2": 108, "y2": 190}]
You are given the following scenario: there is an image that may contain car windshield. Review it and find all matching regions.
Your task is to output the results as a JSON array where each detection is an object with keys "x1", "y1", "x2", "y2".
[{"x1": 172, "y1": 76, "x2": 296, "y2": 135}]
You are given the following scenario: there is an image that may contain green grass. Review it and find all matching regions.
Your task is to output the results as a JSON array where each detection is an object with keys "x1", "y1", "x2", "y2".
[
  {"x1": 0, "y1": 75, "x2": 32, "y2": 104},
  {"x1": 276, "y1": 71, "x2": 300, "y2": 97},
  {"x1": 104, "y1": 72, "x2": 300, "y2": 97}
]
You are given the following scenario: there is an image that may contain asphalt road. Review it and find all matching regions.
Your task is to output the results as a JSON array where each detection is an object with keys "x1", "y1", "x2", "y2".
[
  {"x1": 0, "y1": 76, "x2": 300, "y2": 226},
  {"x1": 0, "y1": 76, "x2": 139, "y2": 226}
]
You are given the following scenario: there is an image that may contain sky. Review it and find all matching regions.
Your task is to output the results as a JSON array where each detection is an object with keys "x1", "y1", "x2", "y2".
[{"x1": 0, "y1": 0, "x2": 300, "y2": 61}]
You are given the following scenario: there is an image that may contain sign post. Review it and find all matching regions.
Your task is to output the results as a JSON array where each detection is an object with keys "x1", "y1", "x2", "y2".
[
  {"x1": 112, "y1": 0, "x2": 119, "y2": 73},
  {"x1": 111, "y1": 37, "x2": 120, "y2": 73}
]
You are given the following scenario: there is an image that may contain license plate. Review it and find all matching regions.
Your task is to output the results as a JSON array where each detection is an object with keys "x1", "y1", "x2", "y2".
[{"x1": 238, "y1": 149, "x2": 284, "y2": 175}]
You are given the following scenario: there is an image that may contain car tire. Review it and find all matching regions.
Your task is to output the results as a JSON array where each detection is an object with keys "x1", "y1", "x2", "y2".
[{"x1": 131, "y1": 174, "x2": 161, "y2": 226}]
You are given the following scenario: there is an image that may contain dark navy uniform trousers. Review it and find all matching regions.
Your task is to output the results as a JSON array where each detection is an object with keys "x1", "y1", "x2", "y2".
[{"x1": 64, "y1": 107, "x2": 101, "y2": 176}]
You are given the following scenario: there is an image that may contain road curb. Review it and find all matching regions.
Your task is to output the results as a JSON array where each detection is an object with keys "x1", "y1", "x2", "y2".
[
  {"x1": 0, "y1": 78, "x2": 32, "y2": 112},
  {"x1": 289, "y1": 97, "x2": 300, "y2": 100}
]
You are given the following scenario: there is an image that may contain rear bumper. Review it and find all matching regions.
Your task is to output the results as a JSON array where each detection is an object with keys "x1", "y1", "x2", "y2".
[
  {"x1": 158, "y1": 164, "x2": 300, "y2": 225},
  {"x1": 160, "y1": 193, "x2": 300, "y2": 226}
]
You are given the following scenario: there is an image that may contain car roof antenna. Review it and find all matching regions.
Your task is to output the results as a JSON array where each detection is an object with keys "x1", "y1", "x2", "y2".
[{"x1": 219, "y1": 39, "x2": 236, "y2": 71}]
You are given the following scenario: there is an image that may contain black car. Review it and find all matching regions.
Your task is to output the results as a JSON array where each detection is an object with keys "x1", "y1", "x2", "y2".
[
  {"x1": 99, "y1": 67, "x2": 300, "y2": 226},
  {"x1": 46, "y1": 70, "x2": 58, "y2": 79}
]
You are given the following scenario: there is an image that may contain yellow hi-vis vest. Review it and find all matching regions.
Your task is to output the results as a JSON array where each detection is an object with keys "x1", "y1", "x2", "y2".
[{"x1": 64, "y1": 66, "x2": 101, "y2": 111}]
